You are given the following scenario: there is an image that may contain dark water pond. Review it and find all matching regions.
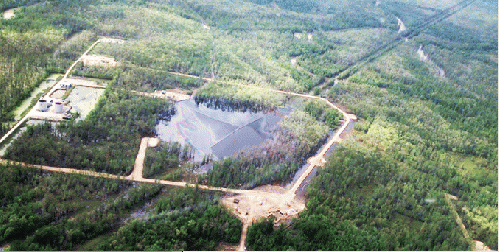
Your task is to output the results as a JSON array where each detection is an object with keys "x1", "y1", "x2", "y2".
[{"x1": 156, "y1": 99, "x2": 291, "y2": 162}]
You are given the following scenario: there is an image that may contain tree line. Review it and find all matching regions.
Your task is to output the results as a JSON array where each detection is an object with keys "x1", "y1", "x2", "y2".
[{"x1": 5, "y1": 89, "x2": 172, "y2": 176}]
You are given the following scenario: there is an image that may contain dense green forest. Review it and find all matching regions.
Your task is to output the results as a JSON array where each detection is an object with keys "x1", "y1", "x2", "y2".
[
  {"x1": 0, "y1": 164, "x2": 241, "y2": 250},
  {"x1": 5, "y1": 89, "x2": 172, "y2": 176},
  {"x1": 246, "y1": 142, "x2": 475, "y2": 250},
  {"x1": 0, "y1": 163, "x2": 135, "y2": 250},
  {"x1": 99, "y1": 187, "x2": 242, "y2": 251},
  {"x1": 0, "y1": 0, "x2": 496, "y2": 250}
]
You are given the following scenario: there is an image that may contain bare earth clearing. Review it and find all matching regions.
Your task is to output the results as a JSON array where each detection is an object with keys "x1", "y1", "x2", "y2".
[
  {"x1": 0, "y1": 85, "x2": 358, "y2": 250},
  {"x1": 2, "y1": 9, "x2": 15, "y2": 19}
]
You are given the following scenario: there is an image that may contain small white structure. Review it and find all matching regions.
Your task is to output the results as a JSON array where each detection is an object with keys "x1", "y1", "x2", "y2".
[
  {"x1": 54, "y1": 102, "x2": 64, "y2": 114},
  {"x1": 37, "y1": 99, "x2": 49, "y2": 112}
]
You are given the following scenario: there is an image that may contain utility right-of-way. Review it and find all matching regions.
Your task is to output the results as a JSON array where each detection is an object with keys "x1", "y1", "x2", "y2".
[{"x1": 322, "y1": 0, "x2": 477, "y2": 84}]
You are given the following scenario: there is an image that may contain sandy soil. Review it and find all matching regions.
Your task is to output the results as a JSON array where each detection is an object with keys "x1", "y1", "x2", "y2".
[
  {"x1": 445, "y1": 193, "x2": 491, "y2": 251},
  {"x1": 50, "y1": 90, "x2": 66, "y2": 99},
  {"x1": 475, "y1": 240, "x2": 491, "y2": 251},
  {"x1": 2, "y1": 9, "x2": 15, "y2": 19},
  {"x1": 221, "y1": 191, "x2": 305, "y2": 251},
  {"x1": 29, "y1": 109, "x2": 70, "y2": 121}
]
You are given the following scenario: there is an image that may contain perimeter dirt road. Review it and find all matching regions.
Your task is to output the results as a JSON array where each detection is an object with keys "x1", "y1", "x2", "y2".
[
  {"x1": 1, "y1": 87, "x2": 357, "y2": 250},
  {"x1": 0, "y1": 37, "x2": 359, "y2": 251}
]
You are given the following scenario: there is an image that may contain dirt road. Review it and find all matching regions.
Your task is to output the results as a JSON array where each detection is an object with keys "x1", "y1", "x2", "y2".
[
  {"x1": 0, "y1": 36, "x2": 357, "y2": 250},
  {"x1": 126, "y1": 88, "x2": 357, "y2": 250},
  {"x1": 0, "y1": 86, "x2": 356, "y2": 251},
  {"x1": 445, "y1": 193, "x2": 491, "y2": 251},
  {"x1": 168, "y1": 71, "x2": 213, "y2": 82},
  {"x1": 126, "y1": 137, "x2": 150, "y2": 180},
  {"x1": 0, "y1": 39, "x2": 103, "y2": 148}
]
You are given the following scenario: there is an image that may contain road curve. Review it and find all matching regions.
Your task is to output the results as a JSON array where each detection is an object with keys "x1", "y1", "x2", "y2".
[
  {"x1": 0, "y1": 36, "x2": 358, "y2": 251},
  {"x1": 0, "y1": 86, "x2": 356, "y2": 251}
]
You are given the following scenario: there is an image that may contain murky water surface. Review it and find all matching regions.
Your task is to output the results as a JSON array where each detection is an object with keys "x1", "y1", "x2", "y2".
[
  {"x1": 13, "y1": 78, "x2": 57, "y2": 120},
  {"x1": 156, "y1": 99, "x2": 290, "y2": 161}
]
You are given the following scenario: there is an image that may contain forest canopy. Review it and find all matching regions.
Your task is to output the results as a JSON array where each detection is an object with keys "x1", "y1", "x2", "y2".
[{"x1": 0, "y1": 0, "x2": 496, "y2": 250}]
